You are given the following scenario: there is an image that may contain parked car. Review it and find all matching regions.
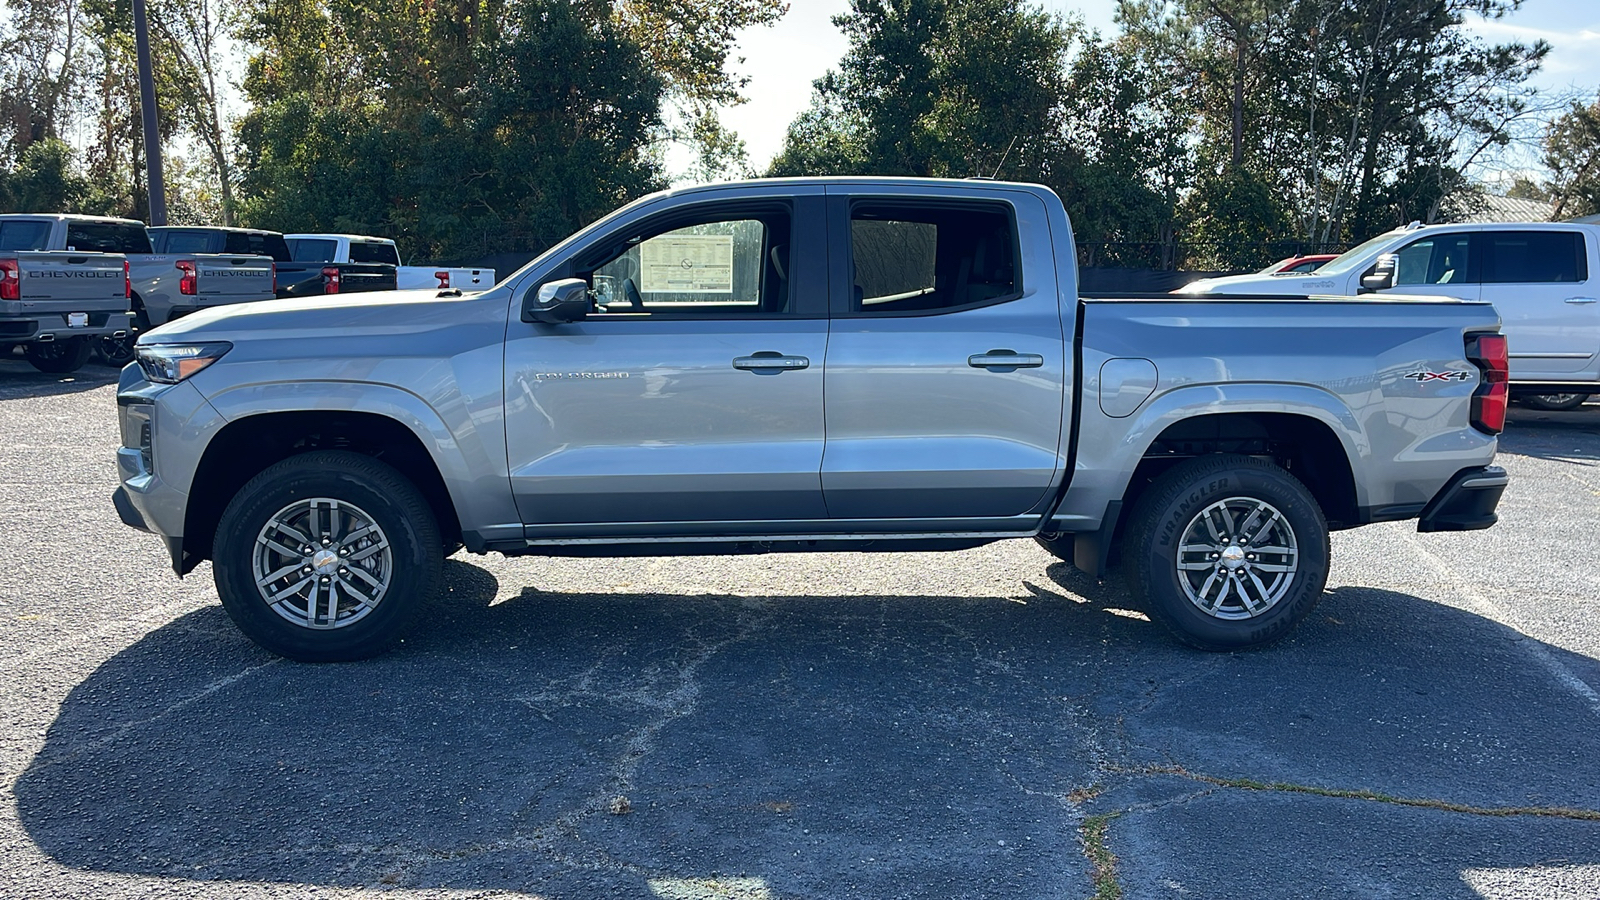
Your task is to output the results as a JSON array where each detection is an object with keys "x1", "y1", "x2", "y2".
[
  {"x1": 0, "y1": 214, "x2": 277, "y2": 367},
  {"x1": 284, "y1": 233, "x2": 495, "y2": 291},
  {"x1": 1179, "y1": 221, "x2": 1600, "y2": 411},
  {"x1": 115, "y1": 178, "x2": 1507, "y2": 662},
  {"x1": 150, "y1": 226, "x2": 399, "y2": 302},
  {"x1": 0, "y1": 216, "x2": 132, "y2": 373},
  {"x1": 1258, "y1": 254, "x2": 1338, "y2": 274}
]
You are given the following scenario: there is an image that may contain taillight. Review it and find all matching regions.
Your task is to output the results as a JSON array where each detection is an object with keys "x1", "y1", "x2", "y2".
[
  {"x1": 124, "y1": 259, "x2": 131, "y2": 299},
  {"x1": 322, "y1": 266, "x2": 341, "y2": 294},
  {"x1": 176, "y1": 259, "x2": 197, "y2": 295},
  {"x1": 1467, "y1": 333, "x2": 1508, "y2": 435},
  {"x1": 270, "y1": 262, "x2": 277, "y2": 295},
  {"x1": 0, "y1": 259, "x2": 18, "y2": 301},
  {"x1": 434, "y1": 270, "x2": 450, "y2": 289}
]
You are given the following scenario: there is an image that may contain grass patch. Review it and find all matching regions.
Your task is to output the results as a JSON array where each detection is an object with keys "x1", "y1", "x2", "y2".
[{"x1": 1080, "y1": 812, "x2": 1122, "y2": 900}]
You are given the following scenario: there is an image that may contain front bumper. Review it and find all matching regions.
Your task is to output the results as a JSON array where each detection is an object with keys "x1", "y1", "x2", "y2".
[
  {"x1": 1417, "y1": 466, "x2": 1508, "y2": 532},
  {"x1": 115, "y1": 373, "x2": 221, "y2": 573}
]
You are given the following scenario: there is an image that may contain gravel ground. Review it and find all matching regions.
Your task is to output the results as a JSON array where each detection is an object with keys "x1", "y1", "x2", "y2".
[{"x1": 1, "y1": 358, "x2": 1597, "y2": 899}]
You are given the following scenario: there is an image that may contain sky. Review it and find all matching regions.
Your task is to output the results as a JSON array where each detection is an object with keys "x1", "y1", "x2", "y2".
[{"x1": 705, "y1": 0, "x2": 1600, "y2": 178}]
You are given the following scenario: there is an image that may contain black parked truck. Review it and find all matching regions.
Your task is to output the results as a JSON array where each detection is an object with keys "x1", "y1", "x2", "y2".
[{"x1": 148, "y1": 227, "x2": 398, "y2": 301}]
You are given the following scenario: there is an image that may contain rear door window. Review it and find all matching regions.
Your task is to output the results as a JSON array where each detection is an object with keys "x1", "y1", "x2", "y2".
[
  {"x1": 1481, "y1": 231, "x2": 1588, "y2": 283},
  {"x1": 0, "y1": 220, "x2": 51, "y2": 251},
  {"x1": 847, "y1": 203, "x2": 1019, "y2": 314},
  {"x1": 65, "y1": 221, "x2": 152, "y2": 254},
  {"x1": 350, "y1": 241, "x2": 400, "y2": 265}
]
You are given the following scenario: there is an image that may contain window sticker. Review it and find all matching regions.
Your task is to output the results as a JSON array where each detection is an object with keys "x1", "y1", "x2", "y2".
[{"x1": 640, "y1": 234, "x2": 734, "y2": 293}]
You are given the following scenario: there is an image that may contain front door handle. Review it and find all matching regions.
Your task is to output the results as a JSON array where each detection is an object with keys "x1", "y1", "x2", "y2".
[
  {"x1": 1564, "y1": 296, "x2": 1598, "y2": 304},
  {"x1": 969, "y1": 349, "x2": 1045, "y2": 369},
  {"x1": 733, "y1": 351, "x2": 809, "y2": 371}
]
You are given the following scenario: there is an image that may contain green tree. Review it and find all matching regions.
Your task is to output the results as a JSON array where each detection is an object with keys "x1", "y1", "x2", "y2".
[
  {"x1": 1546, "y1": 98, "x2": 1600, "y2": 219},
  {"x1": 769, "y1": 0, "x2": 1072, "y2": 179},
  {"x1": 236, "y1": 0, "x2": 782, "y2": 262}
]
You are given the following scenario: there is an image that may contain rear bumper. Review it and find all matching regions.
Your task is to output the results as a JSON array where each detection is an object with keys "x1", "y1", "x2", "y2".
[
  {"x1": 1417, "y1": 466, "x2": 1508, "y2": 533},
  {"x1": 0, "y1": 311, "x2": 133, "y2": 342}
]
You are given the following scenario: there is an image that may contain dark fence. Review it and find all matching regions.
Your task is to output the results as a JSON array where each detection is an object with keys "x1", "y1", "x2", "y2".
[{"x1": 1076, "y1": 240, "x2": 1348, "y2": 272}]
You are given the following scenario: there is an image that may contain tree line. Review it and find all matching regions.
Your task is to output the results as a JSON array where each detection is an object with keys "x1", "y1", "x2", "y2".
[{"x1": 1, "y1": 0, "x2": 1597, "y2": 268}]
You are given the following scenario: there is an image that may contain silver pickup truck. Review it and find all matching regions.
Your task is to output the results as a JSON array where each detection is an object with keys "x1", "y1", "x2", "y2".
[
  {"x1": 112, "y1": 178, "x2": 1510, "y2": 661},
  {"x1": 0, "y1": 214, "x2": 276, "y2": 366},
  {"x1": 0, "y1": 246, "x2": 131, "y2": 373}
]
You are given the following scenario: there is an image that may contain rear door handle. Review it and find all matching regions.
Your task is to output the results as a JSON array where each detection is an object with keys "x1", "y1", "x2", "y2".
[
  {"x1": 969, "y1": 349, "x2": 1044, "y2": 369},
  {"x1": 1564, "y1": 296, "x2": 1598, "y2": 304},
  {"x1": 733, "y1": 351, "x2": 809, "y2": 371}
]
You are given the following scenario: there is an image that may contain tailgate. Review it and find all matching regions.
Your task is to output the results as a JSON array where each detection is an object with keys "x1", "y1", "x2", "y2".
[
  {"x1": 16, "y1": 252, "x2": 128, "y2": 310},
  {"x1": 341, "y1": 265, "x2": 399, "y2": 293},
  {"x1": 194, "y1": 254, "x2": 275, "y2": 299}
]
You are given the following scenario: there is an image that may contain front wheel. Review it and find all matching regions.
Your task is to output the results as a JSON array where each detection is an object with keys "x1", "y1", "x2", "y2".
[
  {"x1": 25, "y1": 337, "x2": 92, "y2": 373},
  {"x1": 213, "y1": 451, "x2": 443, "y2": 662},
  {"x1": 1520, "y1": 393, "x2": 1589, "y2": 412},
  {"x1": 1122, "y1": 454, "x2": 1329, "y2": 651}
]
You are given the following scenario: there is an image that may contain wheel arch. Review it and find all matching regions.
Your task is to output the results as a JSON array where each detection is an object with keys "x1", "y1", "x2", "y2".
[
  {"x1": 182, "y1": 409, "x2": 463, "y2": 573},
  {"x1": 1053, "y1": 384, "x2": 1368, "y2": 574}
]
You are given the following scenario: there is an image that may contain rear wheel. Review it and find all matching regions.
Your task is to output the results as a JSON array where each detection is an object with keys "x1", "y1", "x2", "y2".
[
  {"x1": 1123, "y1": 454, "x2": 1329, "y2": 651},
  {"x1": 213, "y1": 450, "x2": 442, "y2": 662},
  {"x1": 1520, "y1": 393, "x2": 1589, "y2": 412},
  {"x1": 25, "y1": 337, "x2": 92, "y2": 373}
]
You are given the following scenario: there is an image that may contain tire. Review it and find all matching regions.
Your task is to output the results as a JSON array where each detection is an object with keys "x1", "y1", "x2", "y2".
[
  {"x1": 98, "y1": 310, "x2": 151, "y2": 368},
  {"x1": 1122, "y1": 454, "x2": 1329, "y2": 651},
  {"x1": 1520, "y1": 393, "x2": 1589, "y2": 412},
  {"x1": 25, "y1": 337, "x2": 92, "y2": 373},
  {"x1": 1034, "y1": 532, "x2": 1075, "y2": 563},
  {"x1": 213, "y1": 450, "x2": 442, "y2": 662}
]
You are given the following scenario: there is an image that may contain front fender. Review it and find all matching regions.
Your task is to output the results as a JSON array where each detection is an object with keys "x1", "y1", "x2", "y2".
[{"x1": 200, "y1": 379, "x2": 521, "y2": 545}]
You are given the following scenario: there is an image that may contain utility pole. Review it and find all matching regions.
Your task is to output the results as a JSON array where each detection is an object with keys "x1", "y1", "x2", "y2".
[{"x1": 132, "y1": 0, "x2": 167, "y2": 225}]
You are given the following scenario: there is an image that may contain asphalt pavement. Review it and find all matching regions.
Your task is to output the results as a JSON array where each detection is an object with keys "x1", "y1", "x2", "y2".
[{"x1": 1, "y1": 357, "x2": 1597, "y2": 899}]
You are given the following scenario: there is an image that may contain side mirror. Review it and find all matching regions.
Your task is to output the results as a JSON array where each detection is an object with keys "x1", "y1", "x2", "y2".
[
  {"x1": 522, "y1": 278, "x2": 592, "y2": 324},
  {"x1": 1360, "y1": 254, "x2": 1397, "y2": 293}
]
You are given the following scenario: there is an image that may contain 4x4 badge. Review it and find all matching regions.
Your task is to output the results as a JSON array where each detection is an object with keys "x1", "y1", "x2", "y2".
[{"x1": 1404, "y1": 370, "x2": 1473, "y2": 383}]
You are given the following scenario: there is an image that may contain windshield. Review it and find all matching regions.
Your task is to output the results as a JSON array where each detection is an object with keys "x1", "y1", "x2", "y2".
[{"x1": 1314, "y1": 231, "x2": 1409, "y2": 277}]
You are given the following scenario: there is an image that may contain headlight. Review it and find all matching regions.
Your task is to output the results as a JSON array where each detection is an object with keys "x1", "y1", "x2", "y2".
[{"x1": 136, "y1": 342, "x2": 233, "y2": 384}]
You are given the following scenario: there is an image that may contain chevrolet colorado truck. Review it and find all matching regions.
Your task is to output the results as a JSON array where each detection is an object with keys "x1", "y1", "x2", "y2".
[
  {"x1": 113, "y1": 178, "x2": 1510, "y2": 662},
  {"x1": 1180, "y1": 221, "x2": 1600, "y2": 411},
  {"x1": 149, "y1": 226, "x2": 399, "y2": 300},
  {"x1": 0, "y1": 214, "x2": 276, "y2": 366},
  {"x1": 0, "y1": 216, "x2": 132, "y2": 373},
  {"x1": 285, "y1": 233, "x2": 496, "y2": 291}
]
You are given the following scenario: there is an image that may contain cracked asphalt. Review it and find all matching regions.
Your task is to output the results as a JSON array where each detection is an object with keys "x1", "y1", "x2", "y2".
[{"x1": 1, "y1": 357, "x2": 1598, "y2": 899}]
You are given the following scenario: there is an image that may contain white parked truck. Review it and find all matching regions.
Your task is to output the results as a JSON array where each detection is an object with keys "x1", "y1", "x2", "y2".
[
  {"x1": 284, "y1": 233, "x2": 496, "y2": 292},
  {"x1": 1179, "y1": 221, "x2": 1600, "y2": 410}
]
